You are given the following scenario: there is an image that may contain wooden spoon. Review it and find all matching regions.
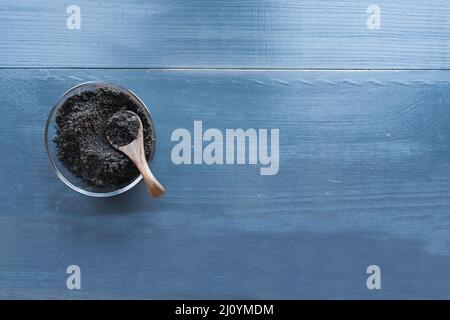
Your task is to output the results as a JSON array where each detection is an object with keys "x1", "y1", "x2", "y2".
[{"x1": 107, "y1": 111, "x2": 165, "y2": 197}]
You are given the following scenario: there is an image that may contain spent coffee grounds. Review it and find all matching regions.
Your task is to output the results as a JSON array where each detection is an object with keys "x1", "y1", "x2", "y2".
[
  {"x1": 106, "y1": 110, "x2": 141, "y2": 147},
  {"x1": 54, "y1": 87, "x2": 155, "y2": 188}
]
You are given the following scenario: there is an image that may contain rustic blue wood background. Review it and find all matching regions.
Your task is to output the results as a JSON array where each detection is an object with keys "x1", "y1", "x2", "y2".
[{"x1": 1, "y1": 1, "x2": 450, "y2": 299}]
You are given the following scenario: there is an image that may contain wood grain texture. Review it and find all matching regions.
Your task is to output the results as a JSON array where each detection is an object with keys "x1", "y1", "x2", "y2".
[
  {"x1": 1, "y1": 69, "x2": 450, "y2": 298},
  {"x1": 1, "y1": 0, "x2": 450, "y2": 68}
]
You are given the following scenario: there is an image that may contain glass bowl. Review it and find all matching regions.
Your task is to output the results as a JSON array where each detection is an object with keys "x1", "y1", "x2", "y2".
[{"x1": 45, "y1": 81, "x2": 156, "y2": 197}]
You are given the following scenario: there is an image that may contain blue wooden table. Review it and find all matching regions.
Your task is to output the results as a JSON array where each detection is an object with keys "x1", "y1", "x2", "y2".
[{"x1": 1, "y1": 1, "x2": 450, "y2": 299}]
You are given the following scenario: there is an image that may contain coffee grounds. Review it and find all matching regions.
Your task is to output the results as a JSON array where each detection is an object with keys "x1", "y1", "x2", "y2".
[
  {"x1": 106, "y1": 110, "x2": 140, "y2": 147},
  {"x1": 54, "y1": 87, "x2": 155, "y2": 188}
]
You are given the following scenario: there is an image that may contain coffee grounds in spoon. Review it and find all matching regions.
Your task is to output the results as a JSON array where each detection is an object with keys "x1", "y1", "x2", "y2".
[
  {"x1": 54, "y1": 87, "x2": 155, "y2": 188},
  {"x1": 106, "y1": 110, "x2": 141, "y2": 147}
]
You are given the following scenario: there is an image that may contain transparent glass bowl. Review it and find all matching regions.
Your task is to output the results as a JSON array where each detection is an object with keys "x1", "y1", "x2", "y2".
[{"x1": 45, "y1": 81, "x2": 156, "y2": 197}]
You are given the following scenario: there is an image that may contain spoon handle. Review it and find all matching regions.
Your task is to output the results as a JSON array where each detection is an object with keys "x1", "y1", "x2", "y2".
[
  {"x1": 138, "y1": 151, "x2": 165, "y2": 197},
  {"x1": 119, "y1": 143, "x2": 165, "y2": 197}
]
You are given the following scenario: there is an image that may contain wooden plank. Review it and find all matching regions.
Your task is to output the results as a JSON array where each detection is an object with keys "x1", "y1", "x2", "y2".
[
  {"x1": 1, "y1": 1, "x2": 450, "y2": 68},
  {"x1": 1, "y1": 69, "x2": 450, "y2": 298}
]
